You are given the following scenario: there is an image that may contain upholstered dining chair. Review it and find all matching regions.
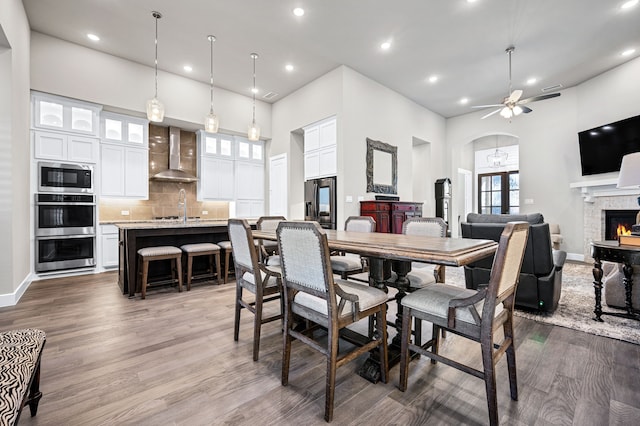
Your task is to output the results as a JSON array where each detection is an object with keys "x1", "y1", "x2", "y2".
[
  {"x1": 228, "y1": 219, "x2": 283, "y2": 361},
  {"x1": 277, "y1": 221, "x2": 389, "y2": 422},
  {"x1": 330, "y1": 216, "x2": 376, "y2": 279},
  {"x1": 256, "y1": 215, "x2": 286, "y2": 266},
  {"x1": 402, "y1": 217, "x2": 448, "y2": 288},
  {"x1": 398, "y1": 221, "x2": 530, "y2": 426}
]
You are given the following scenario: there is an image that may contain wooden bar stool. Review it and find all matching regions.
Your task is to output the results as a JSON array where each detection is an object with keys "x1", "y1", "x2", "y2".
[
  {"x1": 137, "y1": 246, "x2": 183, "y2": 299},
  {"x1": 217, "y1": 241, "x2": 235, "y2": 284},
  {"x1": 180, "y1": 243, "x2": 222, "y2": 289}
]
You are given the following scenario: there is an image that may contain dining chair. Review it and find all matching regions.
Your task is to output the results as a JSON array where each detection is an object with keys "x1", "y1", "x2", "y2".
[
  {"x1": 330, "y1": 216, "x2": 376, "y2": 279},
  {"x1": 228, "y1": 219, "x2": 283, "y2": 361},
  {"x1": 256, "y1": 215, "x2": 286, "y2": 266},
  {"x1": 398, "y1": 221, "x2": 530, "y2": 426},
  {"x1": 277, "y1": 220, "x2": 389, "y2": 422},
  {"x1": 402, "y1": 217, "x2": 448, "y2": 287}
]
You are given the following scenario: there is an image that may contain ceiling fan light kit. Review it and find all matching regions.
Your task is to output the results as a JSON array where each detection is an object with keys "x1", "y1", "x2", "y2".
[{"x1": 473, "y1": 45, "x2": 560, "y2": 120}]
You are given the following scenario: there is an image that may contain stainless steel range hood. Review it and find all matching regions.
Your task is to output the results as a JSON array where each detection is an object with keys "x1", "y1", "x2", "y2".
[{"x1": 151, "y1": 126, "x2": 198, "y2": 183}]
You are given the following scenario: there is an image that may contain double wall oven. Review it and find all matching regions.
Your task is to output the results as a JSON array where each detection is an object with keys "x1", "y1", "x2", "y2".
[{"x1": 35, "y1": 162, "x2": 96, "y2": 272}]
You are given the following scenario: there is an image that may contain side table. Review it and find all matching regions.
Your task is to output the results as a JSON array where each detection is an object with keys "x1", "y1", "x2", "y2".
[{"x1": 590, "y1": 241, "x2": 640, "y2": 321}]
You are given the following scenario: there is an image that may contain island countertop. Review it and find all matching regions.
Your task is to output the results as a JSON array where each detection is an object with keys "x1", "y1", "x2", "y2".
[{"x1": 112, "y1": 219, "x2": 230, "y2": 229}]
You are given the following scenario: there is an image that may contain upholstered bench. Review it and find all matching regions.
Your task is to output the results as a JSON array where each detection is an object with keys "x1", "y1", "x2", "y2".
[{"x1": 0, "y1": 328, "x2": 46, "y2": 425}]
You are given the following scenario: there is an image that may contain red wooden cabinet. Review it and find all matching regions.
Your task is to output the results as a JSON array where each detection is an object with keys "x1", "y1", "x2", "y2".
[{"x1": 360, "y1": 201, "x2": 423, "y2": 234}]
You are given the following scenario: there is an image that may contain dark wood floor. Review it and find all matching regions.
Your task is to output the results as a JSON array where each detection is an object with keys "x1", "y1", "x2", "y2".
[{"x1": 2, "y1": 271, "x2": 639, "y2": 425}]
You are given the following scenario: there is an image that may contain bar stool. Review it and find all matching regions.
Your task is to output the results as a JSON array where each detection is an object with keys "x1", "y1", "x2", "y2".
[
  {"x1": 137, "y1": 246, "x2": 183, "y2": 299},
  {"x1": 180, "y1": 243, "x2": 222, "y2": 289},
  {"x1": 217, "y1": 241, "x2": 235, "y2": 284}
]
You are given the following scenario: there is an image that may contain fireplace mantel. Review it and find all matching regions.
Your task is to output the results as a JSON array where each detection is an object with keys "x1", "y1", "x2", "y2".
[{"x1": 570, "y1": 178, "x2": 638, "y2": 202}]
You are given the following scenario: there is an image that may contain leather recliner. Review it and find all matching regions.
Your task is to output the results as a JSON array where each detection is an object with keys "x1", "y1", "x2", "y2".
[{"x1": 461, "y1": 213, "x2": 566, "y2": 312}]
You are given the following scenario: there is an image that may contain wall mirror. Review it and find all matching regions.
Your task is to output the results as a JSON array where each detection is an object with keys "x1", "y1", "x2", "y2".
[{"x1": 366, "y1": 137, "x2": 397, "y2": 194}]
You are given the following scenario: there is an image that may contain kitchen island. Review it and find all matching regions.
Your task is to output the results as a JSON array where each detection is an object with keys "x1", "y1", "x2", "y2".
[{"x1": 115, "y1": 220, "x2": 235, "y2": 296}]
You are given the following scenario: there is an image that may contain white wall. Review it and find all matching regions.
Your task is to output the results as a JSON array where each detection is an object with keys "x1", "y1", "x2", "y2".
[
  {"x1": 271, "y1": 66, "x2": 446, "y2": 228},
  {"x1": 445, "y1": 54, "x2": 640, "y2": 257},
  {"x1": 0, "y1": 0, "x2": 31, "y2": 304},
  {"x1": 30, "y1": 32, "x2": 271, "y2": 137}
]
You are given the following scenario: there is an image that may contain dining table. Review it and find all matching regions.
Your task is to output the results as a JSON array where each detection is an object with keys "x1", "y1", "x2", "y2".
[{"x1": 253, "y1": 227, "x2": 498, "y2": 383}]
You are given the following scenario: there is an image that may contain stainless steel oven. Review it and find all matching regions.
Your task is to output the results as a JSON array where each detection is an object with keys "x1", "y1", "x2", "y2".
[
  {"x1": 38, "y1": 161, "x2": 93, "y2": 193},
  {"x1": 35, "y1": 193, "x2": 96, "y2": 236},
  {"x1": 35, "y1": 235, "x2": 96, "y2": 272},
  {"x1": 35, "y1": 193, "x2": 96, "y2": 272}
]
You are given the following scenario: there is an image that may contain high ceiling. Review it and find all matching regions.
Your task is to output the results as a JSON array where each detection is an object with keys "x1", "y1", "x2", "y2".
[{"x1": 22, "y1": 0, "x2": 640, "y2": 118}]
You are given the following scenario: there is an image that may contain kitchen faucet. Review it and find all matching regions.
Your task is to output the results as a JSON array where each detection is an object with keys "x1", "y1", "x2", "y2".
[{"x1": 178, "y1": 188, "x2": 187, "y2": 223}]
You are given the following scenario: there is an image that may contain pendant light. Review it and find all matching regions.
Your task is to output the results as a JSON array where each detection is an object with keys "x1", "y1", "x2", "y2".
[
  {"x1": 204, "y1": 35, "x2": 219, "y2": 133},
  {"x1": 247, "y1": 53, "x2": 260, "y2": 141},
  {"x1": 487, "y1": 135, "x2": 508, "y2": 167},
  {"x1": 146, "y1": 11, "x2": 165, "y2": 122}
]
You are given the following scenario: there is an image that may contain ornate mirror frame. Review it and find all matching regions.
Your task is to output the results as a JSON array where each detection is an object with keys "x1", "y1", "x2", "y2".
[{"x1": 366, "y1": 137, "x2": 397, "y2": 194}]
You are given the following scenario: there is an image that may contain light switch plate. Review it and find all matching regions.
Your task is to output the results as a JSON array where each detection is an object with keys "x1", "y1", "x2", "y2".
[
  {"x1": 357, "y1": 196, "x2": 364, "y2": 202},
  {"x1": 121, "y1": 210, "x2": 130, "y2": 216},
  {"x1": 202, "y1": 210, "x2": 208, "y2": 215},
  {"x1": 346, "y1": 196, "x2": 353, "y2": 202},
  {"x1": 524, "y1": 199, "x2": 534, "y2": 205}
]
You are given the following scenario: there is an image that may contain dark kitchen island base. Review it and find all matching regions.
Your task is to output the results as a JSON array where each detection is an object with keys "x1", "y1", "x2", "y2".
[{"x1": 115, "y1": 221, "x2": 236, "y2": 296}]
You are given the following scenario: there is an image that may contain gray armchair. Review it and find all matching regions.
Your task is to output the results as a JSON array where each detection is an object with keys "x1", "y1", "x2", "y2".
[{"x1": 460, "y1": 213, "x2": 566, "y2": 312}]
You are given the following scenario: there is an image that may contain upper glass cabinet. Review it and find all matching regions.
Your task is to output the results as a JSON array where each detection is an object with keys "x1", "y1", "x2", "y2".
[
  {"x1": 32, "y1": 91, "x2": 101, "y2": 136},
  {"x1": 100, "y1": 111, "x2": 148, "y2": 146}
]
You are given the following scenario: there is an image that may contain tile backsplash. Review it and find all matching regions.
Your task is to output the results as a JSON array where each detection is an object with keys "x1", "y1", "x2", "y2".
[{"x1": 98, "y1": 124, "x2": 230, "y2": 222}]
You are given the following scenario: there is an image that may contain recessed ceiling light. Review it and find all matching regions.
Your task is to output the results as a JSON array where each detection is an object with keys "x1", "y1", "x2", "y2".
[
  {"x1": 526, "y1": 77, "x2": 537, "y2": 85},
  {"x1": 380, "y1": 41, "x2": 391, "y2": 50},
  {"x1": 428, "y1": 75, "x2": 438, "y2": 83},
  {"x1": 87, "y1": 33, "x2": 100, "y2": 42},
  {"x1": 183, "y1": 65, "x2": 193, "y2": 72},
  {"x1": 622, "y1": 48, "x2": 636, "y2": 56},
  {"x1": 251, "y1": 87, "x2": 259, "y2": 94},
  {"x1": 285, "y1": 64, "x2": 294, "y2": 72},
  {"x1": 621, "y1": 0, "x2": 638, "y2": 10},
  {"x1": 460, "y1": 97, "x2": 469, "y2": 105},
  {"x1": 467, "y1": 0, "x2": 479, "y2": 3},
  {"x1": 293, "y1": 7, "x2": 305, "y2": 17}
]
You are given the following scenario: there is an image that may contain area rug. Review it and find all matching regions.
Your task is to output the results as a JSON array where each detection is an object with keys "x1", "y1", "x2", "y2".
[{"x1": 446, "y1": 262, "x2": 640, "y2": 345}]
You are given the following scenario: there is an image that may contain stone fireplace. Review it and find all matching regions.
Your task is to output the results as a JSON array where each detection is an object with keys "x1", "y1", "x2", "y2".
[
  {"x1": 583, "y1": 193, "x2": 640, "y2": 261},
  {"x1": 604, "y1": 209, "x2": 638, "y2": 241}
]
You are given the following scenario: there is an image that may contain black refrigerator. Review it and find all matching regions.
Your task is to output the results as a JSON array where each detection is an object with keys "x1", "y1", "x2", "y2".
[{"x1": 304, "y1": 176, "x2": 337, "y2": 229}]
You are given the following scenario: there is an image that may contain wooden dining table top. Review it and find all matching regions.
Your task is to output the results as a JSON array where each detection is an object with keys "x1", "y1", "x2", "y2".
[{"x1": 252, "y1": 229, "x2": 498, "y2": 267}]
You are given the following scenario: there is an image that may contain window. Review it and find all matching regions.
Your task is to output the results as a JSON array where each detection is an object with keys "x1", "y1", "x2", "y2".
[{"x1": 478, "y1": 171, "x2": 519, "y2": 214}]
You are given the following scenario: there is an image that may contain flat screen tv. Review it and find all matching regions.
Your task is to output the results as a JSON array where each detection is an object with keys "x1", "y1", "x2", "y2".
[{"x1": 579, "y1": 114, "x2": 640, "y2": 175}]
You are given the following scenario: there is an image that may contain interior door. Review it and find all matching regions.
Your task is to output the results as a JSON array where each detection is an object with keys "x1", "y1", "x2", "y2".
[
  {"x1": 269, "y1": 154, "x2": 287, "y2": 217},
  {"x1": 478, "y1": 171, "x2": 519, "y2": 214}
]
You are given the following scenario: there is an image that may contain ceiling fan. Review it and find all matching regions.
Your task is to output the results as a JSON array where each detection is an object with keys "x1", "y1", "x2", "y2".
[{"x1": 472, "y1": 46, "x2": 561, "y2": 119}]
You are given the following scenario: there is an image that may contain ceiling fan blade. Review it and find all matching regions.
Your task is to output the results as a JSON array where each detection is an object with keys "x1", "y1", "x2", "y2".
[
  {"x1": 519, "y1": 92, "x2": 561, "y2": 105},
  {"x1": 508, "y1": 89, "x2": 523, "y2": 103},
  {"x1": 471, "y1": 104, "x2": 504, "y2": 109},
  {"x1": 481, "y1": 108, "x2": 502, "y2": 119},
  {"x1": 520, "y1": 105, "x2": 533, "y2": 113}
]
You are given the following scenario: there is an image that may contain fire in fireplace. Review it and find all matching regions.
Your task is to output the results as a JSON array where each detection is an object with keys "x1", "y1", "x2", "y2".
[{"x1": 604, "y1": 210, "x2": 639, "y2": 240}]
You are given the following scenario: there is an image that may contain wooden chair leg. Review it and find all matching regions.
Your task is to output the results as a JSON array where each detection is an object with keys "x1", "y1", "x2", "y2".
[
  {"x1": 282, "y1": 310, "x2": 293, "y2": 386},
  {"x1": 414, "y1": 317, "x2": 422, "y2": 348},
  {"x1": 253, "y1": 294, "x2": 263, "y2": 361},
  {"x1": 186, "y1": 255, "x2": 193, "y2": 291},
  {"x1": 234, "y1": 286, "x2": 242, "y2": 342},
  {"x1": 431, "y1": 323, "x2": 440, "y2": 364},
  {"x1": 399, "y1": 306, "x2": 412, "y2": 391},
  {"x1": 504, "y1": 314, "x2": 518, "y2": 401},
  {"x1": 325, "y1": 330, "x2": 339, "y2": 422},
  {"x1": 141, "y1": 259, "x2": 149, "y2": 300},
  {"x1": 224, "y1": 250, "x2": 231, "y2": 284},
  {"x1": 482, "y1": 341, "x2": 499, "y2": 426},
  {"x1": 175, "y1": 257, "x2": 183, "y2": 292},
  {"x1": 214, "y1": 252, "x2": 222, "y2": 285}
]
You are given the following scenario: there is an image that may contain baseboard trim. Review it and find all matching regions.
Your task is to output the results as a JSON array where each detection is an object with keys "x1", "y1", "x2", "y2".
[
  {"x1": 0, "y1": 273, "x2": 33, "y2": 307},
  {"x1": 566, "y1": 252, "x2": 585, "y2": 262}
]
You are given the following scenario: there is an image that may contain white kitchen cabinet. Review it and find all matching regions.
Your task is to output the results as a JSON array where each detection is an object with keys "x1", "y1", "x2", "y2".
[
  {"x1": 100, "y1": 225, "x2": 119, "y2": 269},
  {"x1": 33, "y1": 130, "x2": 99, "y2": 163},
  {"x1": 235, "y1": 199, "x2": 264, "y2": 218},
  {"x1": 100, "y1": 144, "x2": 148, "y2": 198},
  {"x1": 32, "y1": 91, "x2": 101, "y2": 136},
  {"x1": 198, "y1": 156, "x2": 235, "y2": 200},
  {"x1": 236, "y1": 161, "x2": 265, "y2": 200},
  {"x1": 304, "y1": 116, "x2": 337, "y2": 180},
  {"x1": 101, "y1": 112, "x2": 148, "y2": 147}
]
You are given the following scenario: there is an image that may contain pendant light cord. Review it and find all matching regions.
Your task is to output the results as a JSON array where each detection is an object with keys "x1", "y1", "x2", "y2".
[
  {"x1": 152, "y1": 11, "x2": 161, "y2": 99},
  {"x1": 209, "y1": 36, "x2": 215, "y2": 113},
  {"x1": 251, "y1": 53, "x2": 257, "y2": 124}
]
